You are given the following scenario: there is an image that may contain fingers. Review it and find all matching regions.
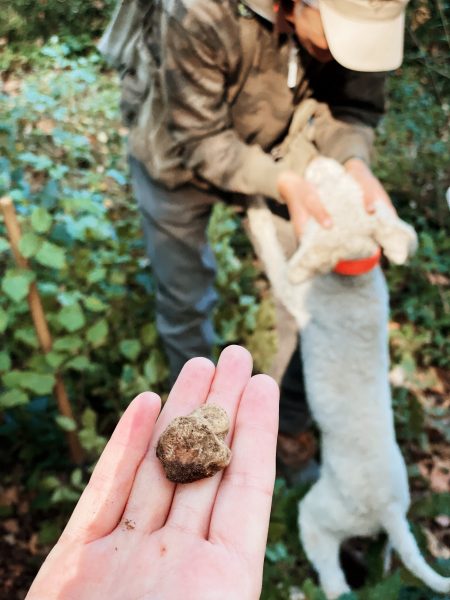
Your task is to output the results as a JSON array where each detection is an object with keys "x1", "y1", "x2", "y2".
[
  {"x1": 165, "y1": 345, "x2": 253, "y2": 538},
  {"x1": 277, "y1": 171, "x2": 332, "y2": 237},
  {"x1": 122, "y1": 357, "x2": 215, "y2": 533},
  {"x1": 62, "y1": 392, "x2": 161, "y2": 543},
  {"x1": 345, "y1": 158, "x2": 396, "y2": 215},
  {"x1": 209, "y1": 374, "x2": 279, "y2": 569}
]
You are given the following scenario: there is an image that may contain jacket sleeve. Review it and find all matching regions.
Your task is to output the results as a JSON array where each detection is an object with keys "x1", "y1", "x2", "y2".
[
  {"x1": 309, "y1": 62, "x2": 386, "y2": 165},
  {"x1": 161, "y1": 11, "x2": 285, "y2": 201}
]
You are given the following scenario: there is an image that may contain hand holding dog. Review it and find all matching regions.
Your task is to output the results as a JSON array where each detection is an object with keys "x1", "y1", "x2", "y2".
[{"x1": 278, "y1": 157, "x2": 396, "y2": 238}]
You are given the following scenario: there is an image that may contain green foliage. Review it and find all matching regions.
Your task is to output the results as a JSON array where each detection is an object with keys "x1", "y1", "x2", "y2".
[
  {"x1": 0, "y1": 35, "x2": 271, "y2": 528},
  {"x1": 0, "y1": 0, "x2": 116, "y2": 43},
  {"x1": 0, "y1": 39, "x2": 172, "y2": 487}
]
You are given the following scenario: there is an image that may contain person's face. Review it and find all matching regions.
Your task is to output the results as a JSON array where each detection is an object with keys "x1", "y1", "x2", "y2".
[{"x1": 286, "y1": 2, "x2": 334, "y2": 63}]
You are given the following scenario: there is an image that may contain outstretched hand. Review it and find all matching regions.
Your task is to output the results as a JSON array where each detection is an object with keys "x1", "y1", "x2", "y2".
[
  {"x1": 26, "y1": 346, "x2": 279, "y2": 600},
  {"x1": 344, "y1": 157, "x2": 397, "y2": 216}
]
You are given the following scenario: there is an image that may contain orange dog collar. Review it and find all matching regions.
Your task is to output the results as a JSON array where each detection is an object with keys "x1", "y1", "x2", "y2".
[{"x1": 333, "y1": 247, "x2": 382, "y2": 276}]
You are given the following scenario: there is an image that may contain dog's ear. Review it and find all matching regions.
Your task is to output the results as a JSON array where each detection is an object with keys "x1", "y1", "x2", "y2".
[{"x1": 373, "y1": 203, "x2": 418, "y2": 264}]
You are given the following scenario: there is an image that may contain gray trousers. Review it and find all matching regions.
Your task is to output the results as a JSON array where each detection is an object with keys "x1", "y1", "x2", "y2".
[{"x1": 130, "y1": 156, "x2": 311, "y2": 435}]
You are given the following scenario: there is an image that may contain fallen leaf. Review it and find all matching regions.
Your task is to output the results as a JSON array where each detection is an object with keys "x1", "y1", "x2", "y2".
[
  {"x1": 36, "y1": 118, "x2": 56, "y2": 135},
  {"x1": 0, "y1": 486, "x2": 19, "y2": 506},
  {"x1": 435, "y1": 515, "x2": 450, "y2": 528},
  {"x1": 2, "y1": 78, "x2": 22, "y2": 96},
  {"x1": 427, "y1": 272, "x2": 450, "y2": 286},
  {"x1": 2, "y1": 519, "x2": 19, "y2": 534},
  {"x1": 97, "y1": 132, "x2": 108, "y2": 144},
  {"x1": 429, "y1": 459, "x2": 450, "y2": 493},
  {"x1": 423, "y1": 527, "x2": 450, "y2": 559},
  {"x1": 28, "y1": 533, "x2": 39, "y2": 556}
]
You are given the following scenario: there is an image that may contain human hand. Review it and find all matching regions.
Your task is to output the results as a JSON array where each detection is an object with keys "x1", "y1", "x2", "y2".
[
  {"x1": 345, "y1": 158, "x2": 397, "y2": 216},
  {"x1": 277, "y1": 170, "x2": 332, "y2": 238},
  {"x1": 26, "y1": 346, "x2": 279, "y2": 600}
]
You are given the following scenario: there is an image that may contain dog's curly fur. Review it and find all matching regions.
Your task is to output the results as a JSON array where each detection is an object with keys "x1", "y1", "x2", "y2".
[{"x1": 247, "y1": 157, "x2": 450, "y2": 599}]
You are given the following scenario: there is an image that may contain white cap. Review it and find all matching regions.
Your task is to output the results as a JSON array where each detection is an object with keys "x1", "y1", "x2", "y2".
[{"x1": 318, "y1": 0, "x2": 409, "y2": 72}]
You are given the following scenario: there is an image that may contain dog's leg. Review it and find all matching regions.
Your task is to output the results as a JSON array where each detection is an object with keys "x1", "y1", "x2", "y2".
[
  {"x1": 383, "y1": 540, "x2": 393, "y2": 576},
  {"x1": 383, "y1": 504, "x2": 450, "y2": 593},
  {"x1": 299, "y1": 497, "x2": 350, "y2": 599}
]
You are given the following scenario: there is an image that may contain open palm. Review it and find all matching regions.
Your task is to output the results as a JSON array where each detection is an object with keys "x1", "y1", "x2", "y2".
[{"x1": 26, "y1": 345, "x2": 279, "y2": 600}]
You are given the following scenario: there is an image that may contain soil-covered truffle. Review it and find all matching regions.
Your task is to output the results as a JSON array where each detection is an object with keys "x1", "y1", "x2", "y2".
[{"x1": 156, "y1": 404, "x2": 232, "y2": 484}]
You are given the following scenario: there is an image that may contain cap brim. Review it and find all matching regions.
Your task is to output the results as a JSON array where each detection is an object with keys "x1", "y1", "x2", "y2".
[{"x1": 319, "y1": 1, "x2": 405, "y2": 72}]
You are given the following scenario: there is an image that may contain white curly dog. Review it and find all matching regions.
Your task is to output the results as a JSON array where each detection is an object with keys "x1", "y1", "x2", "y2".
[{"x1": 247, "y1": 156, "x2": 450, "y2": 599}]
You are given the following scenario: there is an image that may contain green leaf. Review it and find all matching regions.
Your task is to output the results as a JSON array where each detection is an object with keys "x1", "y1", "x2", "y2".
[
  {"x1": 2, "y1": 370, "x2": 23, "y2": 388},
  {"x1": 45, "y1": 351, "x2": 66, "y2": 369},
  {"x1": 31, "y1": 207, "x2": 52, "y2": 233},
  {"x1": 1, "y1": 269, "x2": 34, "y2": 303},
  {"x1": 140, "y1": 323, "x2": 158, "y2": 347},
  {"x1": 81, "y1": 407, "x2": 97, "y2": 430},
  {"x1": 53, "y1": 336, "x2": 83, "y2": 353},
  {"x1": 35, "y1": 241, "x2": 66, "y2": 269},
  {"x1": 14, "y1": 327, "x2": 39, "y2": 349},
  {"x1": 0, "y1": 389, "x2": 29, "y2": 409},
  {"x1": 143, "y1": 351, "x2": 168, "y2": 386},
  {"x1": 57, "y1": 303, "x2": 85, "y2": 332},
  {"x1": 55, "y1": 415, "x2": 77, "y2": 432},
  {"x1": 83, "y1": 296, "x2": 107, "y2": 312},
  {"x1": 86, "y1": 267, "x2": 106, "y2": 284},
  {"x1": 0, "y1": 307, "x2": 8, "y2": 333},
  {"x1": 38, "y1": 521, "x2": 61, "y2": 545},
  {"x1": 65, "y1": 356, "x2": 90, "y2": 371},
  {"x1": 412, "y1": 493, "x2": 450, "y2": 518},
  {"x1": 0, "y1": 352, "x2": 11, "y2": 372},
  {"x1": 19, "y1": 232, "x2": 42, "y2": 258},
  {"x1": 71, "y1": 468, "x2": 83, "y2": 487},
  {"x1": 0, "y1": 236, "x2": 10, "y2": 253},
  {"x1": 86, "y1": 319, "x2": 109, "y2": 348},
  {"x1": 119, "y1": 339, "x2": 141, "y2": 361},
  {"x1": 21, "y1": 372, "x2": 55, "y2": 394},
  {"x1": 366, "y1": 572, "x2": 402, "y2": 600}
]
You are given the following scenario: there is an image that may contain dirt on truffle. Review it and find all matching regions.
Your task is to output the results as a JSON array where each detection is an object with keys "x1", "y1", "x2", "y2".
[{"x1": 156, "y1": 404, "x2": 232, "y2": 484}]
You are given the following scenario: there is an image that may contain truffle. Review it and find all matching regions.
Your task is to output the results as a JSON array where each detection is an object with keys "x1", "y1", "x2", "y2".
[{"x1": 156, "y1": 404, "x2": 232, "y2": 484}]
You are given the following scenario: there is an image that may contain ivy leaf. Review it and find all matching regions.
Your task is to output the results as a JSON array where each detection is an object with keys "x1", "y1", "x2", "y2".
[
  {"x1": 0, "y1": 352, "x2": 11, "y2": 372},
  {"x1": 86, "y1": 319, "x2": 109, "y2": 348},
  {"x1": 55, "y1": 415, "x2": 77, "y2": 432},
  {"x1": 119, "y1": 339, "x2": 141, "y2": 362},
  {"x1": 0, "y1": 389, "x2": 29, "y2": 409},
  {"x1": 1, "y1": 269, "x2": 34, "y2": 303},
  {"x1": 83, "y1": 296, "x2": 107, "y2": 313},
  {"x1": 140, "y1": 323, "x2": 158, "y2": 347},
  {"x1": 57, "y1": 303, "x2": 85, "y2": 332},
  {"x1": 86, "y1": 267, "x2": 106, "y2": 284},
  {"x1": 21, "y1": 372, "x2": 55, "y2": 395},
  {"x1": 53, "y1": 336, "x2": 83, "y2": 353},
  {"x1": 0, "y1": 306, "x2": 8, "y2": 333},
  {"x1": 0, "y1": 236, "x2": 10, "y2": 253},
  {"x1": 106, "y1": 169, "x2": 127, "y2": 186},
  {"x1": 143, "y1": 350, "x2": 168, "y2": 385},
  {"x1": 19, "y1": 232, "x2": 42, "y2": 258},
  {"x1": 65, "y1": 356, "x2": 91, "y2": 371},
  {"x1": 35, "y1": 241, "x2": 66, "y2": 270},
  {"x1": 2, "y1": 370, "x2": 23, "y2": 388},
  {"x1": 31, "y1": 207, "x2": 52, "y2": 233},
  {"x1": 45, "y1": 351, "x2": 66, "y2": 369},
  {"x1": 14, "y1": 327, "x2": 39, "y2": 349}
]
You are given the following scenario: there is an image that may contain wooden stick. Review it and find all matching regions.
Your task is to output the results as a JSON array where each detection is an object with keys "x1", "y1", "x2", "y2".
[{"x1": 1, "y1": 196, "x2": 84, "y2": 464}]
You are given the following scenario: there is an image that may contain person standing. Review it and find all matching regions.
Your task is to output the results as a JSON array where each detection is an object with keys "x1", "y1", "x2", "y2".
[{"x1": 100, "y1": 0, "x2": 409, "y2": 478}]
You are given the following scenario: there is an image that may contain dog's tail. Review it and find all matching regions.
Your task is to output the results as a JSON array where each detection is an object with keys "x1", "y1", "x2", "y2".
[{"x1": 383, "y1": 505, "x2": 450, "y2": 594}]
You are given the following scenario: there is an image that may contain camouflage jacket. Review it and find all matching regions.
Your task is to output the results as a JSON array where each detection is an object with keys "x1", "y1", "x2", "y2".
[{"x1": 110, "y1": 0, "x2": 386, "y2": 201}]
